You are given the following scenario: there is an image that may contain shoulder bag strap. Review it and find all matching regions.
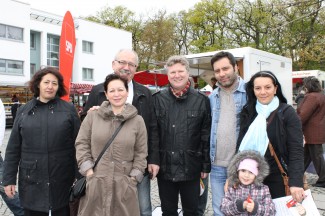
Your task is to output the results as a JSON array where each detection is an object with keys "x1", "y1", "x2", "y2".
[
  {"x1": 268, "y1": 142, "x2": 287, "y2": 176},
  {"x1": 93, "y1": 121, "x2": 125, "y2": 169},
  {"x1": 267, "y1": 107, "x2": 288, "y2": 176}
]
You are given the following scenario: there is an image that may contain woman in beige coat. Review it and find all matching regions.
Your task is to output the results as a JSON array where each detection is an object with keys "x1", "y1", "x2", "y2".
[{"x1": 75, "y1": 74, "x2": 147, "y2": 216}]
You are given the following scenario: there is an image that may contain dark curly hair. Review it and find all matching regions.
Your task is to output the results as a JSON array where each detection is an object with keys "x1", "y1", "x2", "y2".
[
  {"x1": 303, "y1": 76, "x2": 322, "y2": 93},
  {"x1": 29, "y1": 67, "x2": 67, "y2": 97},
  {"x1": 210, "y1": 51, "x2": 237, "y2": 68},
  {"x1": 103, "y1": 73, "x2": 128, "y2": 92}
]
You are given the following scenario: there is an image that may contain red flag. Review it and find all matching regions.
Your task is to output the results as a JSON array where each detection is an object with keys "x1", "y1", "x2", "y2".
[{"x1": 59, "y1": 11, "x2": 76, "y2": 101}]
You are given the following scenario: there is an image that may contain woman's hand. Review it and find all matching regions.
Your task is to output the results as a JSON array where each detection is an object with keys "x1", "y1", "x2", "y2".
[
  {"x1": 290, "y1": 186, "x2": 305, "y2": 202},
  {"x1": 4, "y1": 185, "x2": 16, "y2": 198},
  {"x1": 86, "y1": 168, "x2": 94, "y2": 177}
]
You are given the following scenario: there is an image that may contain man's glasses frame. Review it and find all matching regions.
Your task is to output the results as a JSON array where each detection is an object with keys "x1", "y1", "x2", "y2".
[{"x1": 115, "y1": 60, "x2": 137, "y2": 68}]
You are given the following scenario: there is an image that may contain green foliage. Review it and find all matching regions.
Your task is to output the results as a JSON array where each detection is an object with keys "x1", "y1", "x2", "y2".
[{"x1": 88, "y1": 0, "x2": 325, "y2": 72}]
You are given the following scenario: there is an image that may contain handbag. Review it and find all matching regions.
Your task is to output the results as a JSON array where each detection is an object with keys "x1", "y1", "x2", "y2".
[
  {"x1": 267, "y1": 108, "x2": 308, "y2": 196},
  {"x1": 69, "y1": 121, "x2": 125, "y2": 202},
  {"x1": 268, "y1": 142, "x2": 308, "y2": 196}
]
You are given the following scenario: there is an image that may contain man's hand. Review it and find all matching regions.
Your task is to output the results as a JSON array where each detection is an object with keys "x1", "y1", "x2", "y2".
[
  {"x1": 87, "y1": 106, "x2": 100, "y2": 113},
  {"x1": 4, "y1": 185, "x2": 16, "y2": 198},
  {"x1": 148, "y1": 164, "x2": 160, "y2": 180},
  {"x1": 224, "y1": 179, "x2": 229, "y2": 192}
]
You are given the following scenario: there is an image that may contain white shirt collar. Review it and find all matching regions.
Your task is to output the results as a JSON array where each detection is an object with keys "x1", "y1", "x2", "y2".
[{"x1": 127, "y1": 81, "x2": 134, "y2": 104}]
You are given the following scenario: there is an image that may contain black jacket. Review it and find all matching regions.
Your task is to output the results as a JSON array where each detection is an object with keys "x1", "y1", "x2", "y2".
[
  {"x1": 3, "y1": 97, "x2": 80, "y2": 212},
  {"x1": 237, "y1": 103, "x2": 304, "y2": 187},
  {"x1": 81, "y1": 81, "x2": 160, "y2": 166},
  {"x1": 153, "y1": 87, "x2": 211, "y2": 181}
]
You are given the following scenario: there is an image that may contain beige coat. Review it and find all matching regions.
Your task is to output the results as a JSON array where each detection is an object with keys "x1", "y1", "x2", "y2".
[{"x1": 75, "y1": 101, "x2": 147, "y2": 216}]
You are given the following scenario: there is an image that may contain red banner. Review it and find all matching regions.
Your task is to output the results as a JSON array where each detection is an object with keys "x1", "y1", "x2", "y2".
[{"x1": 59, "y1": 11, "x2": 76, "y2": 101}]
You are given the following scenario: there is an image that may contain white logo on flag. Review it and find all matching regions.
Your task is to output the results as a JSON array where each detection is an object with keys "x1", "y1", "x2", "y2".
[{"x1": 66, "y1": 40, "x2": 73, "y2": 53}]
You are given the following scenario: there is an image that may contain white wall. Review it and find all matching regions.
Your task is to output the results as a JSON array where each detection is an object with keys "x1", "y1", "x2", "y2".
[
  {"x1": 75, "y1": 19, "x2": 132, "y2": 84},
  {"x1": 0, "y1": 2, "x2": 132, "y2": 87},
  {"x1": 30, "y1": 9, "x2": 63, "y2": 68},
  {"x1": 0, "y1": 0, "x2": 30, "y2": 85}
]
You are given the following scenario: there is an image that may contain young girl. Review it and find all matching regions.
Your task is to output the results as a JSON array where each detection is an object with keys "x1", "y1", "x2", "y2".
[{"x1": 221, "y1": 150, "x2": 276, "y2": 215}]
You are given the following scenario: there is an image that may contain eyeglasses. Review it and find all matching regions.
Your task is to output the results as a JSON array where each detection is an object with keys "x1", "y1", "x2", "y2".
[{"x1": 115, "y1": 60, "x2": 137, "y2": 68}]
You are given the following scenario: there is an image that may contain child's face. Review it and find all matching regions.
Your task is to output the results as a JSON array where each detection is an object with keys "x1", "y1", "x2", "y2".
[{"x1": 238, "y1": 169, "x2": 256, "y2": 185}]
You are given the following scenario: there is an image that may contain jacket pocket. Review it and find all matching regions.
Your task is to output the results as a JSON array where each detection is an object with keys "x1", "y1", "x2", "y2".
[
  {"x1": 19, "y1": 160, "x2": 38, "y2": 184},
  {"x1": 122, "y1": 175, "x2": 138, "y2": 202},
  {"x1": 187, "y1": 110, "x2": 201, "y2": 130},
  {"x1": 156, "y1": 109, "x2": 168, "y2": 129}
]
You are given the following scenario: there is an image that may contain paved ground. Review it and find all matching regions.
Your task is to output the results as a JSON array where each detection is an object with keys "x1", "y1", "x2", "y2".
[{"x1": 1, "y1": 128, "x2": 324, "y2": 215}]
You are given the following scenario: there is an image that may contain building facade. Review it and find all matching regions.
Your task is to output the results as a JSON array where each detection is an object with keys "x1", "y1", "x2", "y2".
[{"x1": 1, "y1": 0, "x2": 132, "y2": 102}]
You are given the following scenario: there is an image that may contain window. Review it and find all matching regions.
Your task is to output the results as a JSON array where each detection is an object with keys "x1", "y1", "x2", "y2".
[
  {"x1": 0, "y1": 59, "x2": 23, "y2": 75},
  {"x1": 82, "y1": 68, "x2": 94, "y2": 80},
  {"x1": 0, "y1": 24, "x2": 5, "y2": 38},
  {"x1": 30, "y1": 33, "x2": 36, "y2": 49},
  {"x1": 47, "y1": 34, "x2": 60, "y2": 67},
  {"x1": 30, "y1": 64, "x2": 36, "y2": 78},
  {"x1": 82, "y1": 41, "x2": 93, "y2": 53},
  {"x1": 0, "y1": 24, "x2": 23, "y2": 41},
  {"x1": 0, "y1": 59, "x2": 5, "y2": 72}
]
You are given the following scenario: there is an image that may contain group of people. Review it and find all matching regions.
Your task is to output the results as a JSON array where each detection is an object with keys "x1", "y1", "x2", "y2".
[{"x1": 0, "y1": 48, "x2": 324, "y2": 216}]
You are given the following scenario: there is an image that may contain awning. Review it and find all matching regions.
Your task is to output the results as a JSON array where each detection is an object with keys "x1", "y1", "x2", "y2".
[
  {"x1": 70, "y1": 83, "x2": 94, "y2": 94},
  {"x1": 293, "y1": 78, "x2": 303, "y2": 83},
  {"x1": 134, "y1": 70, "x2": 169, "y2": 87}
]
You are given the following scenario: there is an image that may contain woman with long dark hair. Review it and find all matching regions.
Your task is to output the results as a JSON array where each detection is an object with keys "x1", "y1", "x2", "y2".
[{"x1": 237, "y1": 71, "x2": 305, "y2": 202}]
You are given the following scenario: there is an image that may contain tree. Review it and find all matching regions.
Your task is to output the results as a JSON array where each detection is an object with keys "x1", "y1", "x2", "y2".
[
  {"x1": 138, "y1": 10, "x2": 178, "y2": 68},
  {"x1": 270, "y1": 0, "x2": 325, "y2": 70},
  {"x1": 187, "y1": 0, "x2": 232, "y2": 53},
  {"x1": 173, "y1": 10, "x2": 192, "y2": 55}
]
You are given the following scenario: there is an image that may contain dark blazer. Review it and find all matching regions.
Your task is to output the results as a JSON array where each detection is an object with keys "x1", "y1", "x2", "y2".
[
  {"x1": 297, "y1": 92, "x2": 325, "y2": 144},
  {"x1": 81, "y1": 80, "x2": 160, "y2": 166},
  {"x1": 3, "y1": 97, "x2": 80, "y2": 212}
]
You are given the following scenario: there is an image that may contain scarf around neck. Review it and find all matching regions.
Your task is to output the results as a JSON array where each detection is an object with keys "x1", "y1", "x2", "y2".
[{"x1": 239, "y1": 96, "x2": 280, "y2": 155}]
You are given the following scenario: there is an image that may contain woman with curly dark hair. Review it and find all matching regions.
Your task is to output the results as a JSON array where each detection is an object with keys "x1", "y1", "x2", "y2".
[
  {"x1": 3, "y1": 67, "x2": 80, "y2": 216},
  {"x1": 236, "y1": 71, "x2": 305, "y2": 202},
  {"x1": 297, "y1": 76, "x2": 325, "y2": 188}
]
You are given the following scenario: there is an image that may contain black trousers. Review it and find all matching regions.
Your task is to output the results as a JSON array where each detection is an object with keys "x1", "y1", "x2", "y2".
[
  {"x1": 158, "y1": 178, "x2": 200, "y2": 216},
  {"x1": 24, "y1": 205, "x2": 70, "y2": 216},
  {"x1": 304, "y1": 144, "x2": 325, "y2": 183}
]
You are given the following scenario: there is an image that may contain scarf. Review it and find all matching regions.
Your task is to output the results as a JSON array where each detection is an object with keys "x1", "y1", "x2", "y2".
[
  {"x1": 239, "y1": 96, "x2": 280, "y2": 155},
  {"x1": 170, "y1": 81, "x2": 190, "y2": 98}
]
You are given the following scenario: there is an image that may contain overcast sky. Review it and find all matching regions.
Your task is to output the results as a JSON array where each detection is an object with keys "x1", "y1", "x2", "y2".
[{"x1": 21, "y1": 0, "x2": 201, "y2": 17}]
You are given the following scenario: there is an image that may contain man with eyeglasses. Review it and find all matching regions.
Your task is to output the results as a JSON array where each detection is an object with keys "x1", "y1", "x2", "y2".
[{"x1": 81, "y1": 49, "x2": 159, "y2": 216}]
